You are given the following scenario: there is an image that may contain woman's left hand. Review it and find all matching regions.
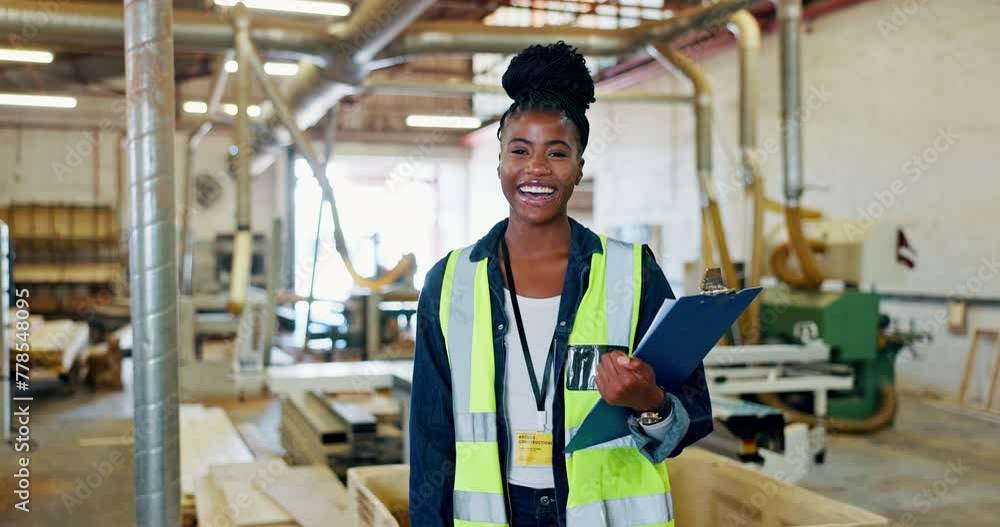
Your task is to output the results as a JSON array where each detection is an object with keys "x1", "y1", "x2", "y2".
[{"x1": 595, "y1": 351, "x2": 665, "y2": 412}]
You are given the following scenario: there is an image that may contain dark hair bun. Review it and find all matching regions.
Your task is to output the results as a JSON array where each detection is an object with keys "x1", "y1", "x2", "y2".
[{"x1": 501, "y1": 41, "x2": 596, "y2": 113}]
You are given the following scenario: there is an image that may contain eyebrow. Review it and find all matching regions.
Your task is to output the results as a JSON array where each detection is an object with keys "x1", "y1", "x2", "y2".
[{"x1": 508, "y1": 138, "x2": 573, "y2": 149}]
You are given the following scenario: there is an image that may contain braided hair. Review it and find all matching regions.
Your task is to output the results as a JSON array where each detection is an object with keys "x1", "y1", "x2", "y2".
[{"x1": 498, "y1": 41, "x2": 596, "y2": 156}]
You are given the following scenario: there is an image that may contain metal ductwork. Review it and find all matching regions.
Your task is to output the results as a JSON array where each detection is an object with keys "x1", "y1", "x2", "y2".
[
  {"x1": 258, "y1": 0, "x2": 754, "y2": 153},
  {"x1": 257, "y1": 0, "x2": 438, "y2": 144},
  {"x1": 779, "y1": 0, "x2": 825, "y2": 289},
  {"x1": 0, "y1": 0, "x2": 329, "y2": 59},
  {"x1": 378, "y1": 1, "x2": 756, "y2": 60},
  {"x1": 123, "y1": 0, "x2": 180, "y2": 525}
]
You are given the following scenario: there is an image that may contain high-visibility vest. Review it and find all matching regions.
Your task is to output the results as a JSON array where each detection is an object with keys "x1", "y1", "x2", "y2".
[{"x1": 440, "y1": 235, "x2": 675, "y2": 527}]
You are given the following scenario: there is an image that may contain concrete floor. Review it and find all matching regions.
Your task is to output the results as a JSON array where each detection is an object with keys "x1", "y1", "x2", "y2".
[{"x1": 1, "y1": 377, "x2": 998, "y2": 526}]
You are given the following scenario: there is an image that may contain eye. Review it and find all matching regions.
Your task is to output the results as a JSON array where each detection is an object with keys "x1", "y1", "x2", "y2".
[
  {"x1": 549, "y1": 150, "x2": 569, "y2": 158},
  {"x1": 511, "y1": 148, "x2": 528, "y2": 155}
]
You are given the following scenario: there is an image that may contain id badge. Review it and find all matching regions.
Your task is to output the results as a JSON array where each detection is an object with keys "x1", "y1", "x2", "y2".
[
  {"x1": 565, "y1": 345, "x2": 626, "y2": 391},
  {"x1": 515, "y1": 432, "x2": 553, "y2": 466}
]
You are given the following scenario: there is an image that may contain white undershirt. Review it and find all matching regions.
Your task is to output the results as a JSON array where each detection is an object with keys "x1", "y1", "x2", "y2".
[
  {"x1": 502, "y1": 290, "x2": 561, "y2": 489},
  {"x1": 502, "y1": 290, "x2": 674, "y2": 489}
]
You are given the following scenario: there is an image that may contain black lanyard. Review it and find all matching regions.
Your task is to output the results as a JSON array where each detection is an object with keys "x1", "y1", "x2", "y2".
[{"x1": 501, "y1": 237, "x2": 555, "y2": 432}]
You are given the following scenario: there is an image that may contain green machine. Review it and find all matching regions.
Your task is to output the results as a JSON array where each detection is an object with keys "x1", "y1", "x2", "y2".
[{"x1": 758, "y1": 288, "x2": 916, "y2": 422}]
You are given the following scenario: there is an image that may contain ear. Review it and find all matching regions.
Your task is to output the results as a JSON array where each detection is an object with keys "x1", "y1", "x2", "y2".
[{"x1": 576, "y1": 158, "x2": 585, "y2": 185}]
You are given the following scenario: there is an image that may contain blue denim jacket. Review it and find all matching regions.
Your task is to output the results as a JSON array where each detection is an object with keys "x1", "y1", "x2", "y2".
[{"x1": 409, "y1": 218, "x2": 713, "y2": 526}]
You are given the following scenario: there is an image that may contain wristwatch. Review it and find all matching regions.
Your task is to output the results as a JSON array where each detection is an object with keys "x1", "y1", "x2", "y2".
[{"x1": 635, "y1": 387, "x2": 671, "y2": 426}]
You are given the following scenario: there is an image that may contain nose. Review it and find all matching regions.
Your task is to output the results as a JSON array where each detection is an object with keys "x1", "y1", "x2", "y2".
[{"x1": 526, "y1": 153, "x2": 550, "y2": 175}]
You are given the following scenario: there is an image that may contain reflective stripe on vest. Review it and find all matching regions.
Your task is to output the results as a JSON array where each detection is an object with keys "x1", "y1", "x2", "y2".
[
  {"x1": 443, "y1": 236, "x2": 673, "y2": 527},
  {"x1": 443, "y1": 246, "x2": 508, "y2": 526}
]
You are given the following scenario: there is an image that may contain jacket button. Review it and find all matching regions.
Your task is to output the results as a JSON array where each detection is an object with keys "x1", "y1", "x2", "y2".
[
  {"x1": 498, "y1": 324, "x2": 504, "y2": 330},
  {"x1": 540, "y1": 496, "x2": 551, "y2": 505},
  {"x1": 559, "y1": 321, "x2": 566, "y2": 327}
]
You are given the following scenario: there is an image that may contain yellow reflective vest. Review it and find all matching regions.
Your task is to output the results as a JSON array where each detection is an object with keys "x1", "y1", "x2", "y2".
[{"x1": 440, "y1": 235, "x2": 675, "y2": 527}]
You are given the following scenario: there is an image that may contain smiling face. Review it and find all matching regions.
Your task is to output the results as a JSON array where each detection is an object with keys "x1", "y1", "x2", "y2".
[{"x1": 498, "y1": 110, "x2": 585, "y2": 227}]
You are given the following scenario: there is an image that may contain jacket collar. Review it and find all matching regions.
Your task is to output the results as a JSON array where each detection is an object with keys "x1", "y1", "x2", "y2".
[{"x1": 468, "y1": 216, "x2": 604, "y2": 263}]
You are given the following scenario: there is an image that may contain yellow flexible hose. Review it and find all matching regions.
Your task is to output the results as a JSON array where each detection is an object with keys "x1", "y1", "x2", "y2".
[
  {"x1": 758, "y1": 384, "x2": 898, "y2": 434},
  {"x1": 765, "y1": 197, "x2": 823, "y2": 219},
  {"x1": 782, "y1": 207, "x2": 826, "y2": 289},
  {"x1": 769, "y1": 238, "x2": 827, "y2": 289}
]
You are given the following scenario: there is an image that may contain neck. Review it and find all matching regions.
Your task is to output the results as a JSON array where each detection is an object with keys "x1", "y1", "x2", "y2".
[{"x1": 504, "y1": 215, "x2": 572, "y2": 257}]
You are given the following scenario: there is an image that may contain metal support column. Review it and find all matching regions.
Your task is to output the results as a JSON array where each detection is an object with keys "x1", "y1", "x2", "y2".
[{"x1": 123, "y1": 0, "x2": 180, "y2": 524}]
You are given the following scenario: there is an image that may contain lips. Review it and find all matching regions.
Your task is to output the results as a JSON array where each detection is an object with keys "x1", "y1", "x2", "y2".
[{"x1": 517, "y1": 182, "x2": 557, "y2": 206}]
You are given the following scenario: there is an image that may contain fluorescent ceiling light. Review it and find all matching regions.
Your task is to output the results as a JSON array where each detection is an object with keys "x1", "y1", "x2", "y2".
[
  {"x1": 183, "y1": 101, "x2": 209, "y2": 114},
  {"x1": 225, "y1": 60, "x2": 299, "y2": 76},
  {"x1": 184, "y1": 100, "x2": 261, "y2": 118},
  {"x1": 0, "y1": 93, "x2": 76, "y2": 108},
  {"x1": 406, "y1": 115, "x2": 482, "y2": 130},
  {"x1": 214, "y1": 0, "x2": 350, "y2": 17},
  {"x1": 223, "y1": 103, "x2": 262, "y2": 118},
  {"x1": 0, "y1": 49, "x2": 54, "y2": 63},
  {"x1": 263, "y1": 62, "x2": 300, "y2": 76}
]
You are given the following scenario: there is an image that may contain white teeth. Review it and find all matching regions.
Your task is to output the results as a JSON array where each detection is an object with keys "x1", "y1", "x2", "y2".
[{"x1": 520, "y1": 185, "x2": 555, "y2": 195}]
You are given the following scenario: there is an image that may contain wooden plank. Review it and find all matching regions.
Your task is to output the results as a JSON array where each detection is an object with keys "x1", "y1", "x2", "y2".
[
  {"x1": 180, "y1": 406, "x2": 254, "y2": 499},
  {"x1": 215, "y1": 479, "x2": 294, "y2": 526},
  {"x1": 310, "y1": 391, "x2": 376, "y2": 434},
  {"x1": 287, "y1": 392, "x2": 348, "y2": 444},
  {"x1": 237, "y1": 423, "x2": 282, "y2": 461},
  {"x1": 195, "y1": 476, "x2": 233, "y2": 527},
  {"x1": 257, "y1": 466, "x2": 352, "y2": 527}
]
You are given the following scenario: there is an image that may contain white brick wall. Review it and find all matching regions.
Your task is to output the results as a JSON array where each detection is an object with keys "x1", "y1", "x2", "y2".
[{"x1": 465, "y1": 0, "x2": 1000, "y2": 399}]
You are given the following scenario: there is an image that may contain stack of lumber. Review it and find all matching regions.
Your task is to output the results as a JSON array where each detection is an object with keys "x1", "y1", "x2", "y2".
[
  {"x1": 8, "y1": 318, "x2": 89, "y2": 376},
  {"x1": 179, "y1": 404, "x2": 254, "y2": 525},
  {"x1": 195, "y1": 460, "x2": 353, "y2": 527},
  {"x1": 280, "y1": 390, "x2": 403, "y2": 476}
]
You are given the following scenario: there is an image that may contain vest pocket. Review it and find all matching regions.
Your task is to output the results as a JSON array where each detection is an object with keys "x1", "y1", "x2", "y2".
[{"x1": 565, "y1": 345, "x2": 628, "y2": 391}]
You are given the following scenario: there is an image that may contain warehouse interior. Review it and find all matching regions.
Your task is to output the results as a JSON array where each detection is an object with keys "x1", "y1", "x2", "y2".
[{"x1": 1, "y1": 0, "x2": 999, "y2": 525}]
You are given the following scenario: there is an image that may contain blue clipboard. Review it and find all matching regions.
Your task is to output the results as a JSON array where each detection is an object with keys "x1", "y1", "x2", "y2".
[{"x1": 564, "y1": 286, "x2": 762, "y2": 453}]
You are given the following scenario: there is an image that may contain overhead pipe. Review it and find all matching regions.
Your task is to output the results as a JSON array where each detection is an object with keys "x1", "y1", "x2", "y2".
[
  {"x1": 0, "y1": 0, "x2": 330, "y2": 59},
  {"x1": 779, "y1": 0, "x2": 825, "y2": 289},
  {"x1": 648, "y1": 43, "x2": 740, "y2": 323},
  {"x1": 378, "y1": 0, "x2": 757, "y2": 60},
  {"x1": 256, "y1": 0, "x2": 752, "y2": 155},
  {"x1": 123, "y1": 0, "x2": 180, "y2": 525},
  {"x1": 257, "y1": 0, "x2": 438, "y2": 146},
  {"x1": 181, "y1": 52, "x2": 232, "y2": 295},
  {"x1": 229, "y1": 6, "x2": 254, "y2": 314},
  {"x1": 240, "y1": 32, "x2": 414, "y2": 292},
  {"x1": 362, "y1": 79, "x2": 694, "y2": 103},
  {"x1": 727, "y1": 10, "x2": 764, "y2": 343}
]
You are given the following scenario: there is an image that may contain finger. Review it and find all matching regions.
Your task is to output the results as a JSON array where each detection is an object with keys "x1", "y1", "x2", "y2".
[
  {"x1": 605, "y1": 351, "x2": 627, "y2": 376},
  {"x1": 618, "y1": 355, "x2": 643, "y2": 370}
]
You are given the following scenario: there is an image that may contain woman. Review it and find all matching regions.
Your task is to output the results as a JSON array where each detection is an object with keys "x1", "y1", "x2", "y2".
[{"x1": 409, "y1": 42, "x2": 713, "y2": 527}]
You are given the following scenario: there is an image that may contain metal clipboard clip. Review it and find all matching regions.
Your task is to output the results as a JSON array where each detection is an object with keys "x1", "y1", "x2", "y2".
[{"x1": 700, "y1": 267, "x2": 735, "y2": 296}]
